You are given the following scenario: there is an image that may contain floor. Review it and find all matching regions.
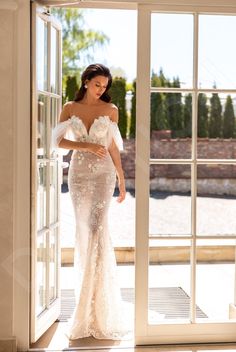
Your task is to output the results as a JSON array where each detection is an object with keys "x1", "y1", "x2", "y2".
[
  {"x1": 28, "y1": 344, "x2": 236, "y2": 352},
  {"x1": 30, "y1": 264, "x2": 236, "y2": 351}
]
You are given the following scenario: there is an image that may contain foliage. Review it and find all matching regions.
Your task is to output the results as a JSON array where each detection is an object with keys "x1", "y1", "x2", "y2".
[
  {"x1": 183, "y1": 94, "x2": 192, "y2": 138},
  {"x1": 223, "y1": 95, "x2": 235, "y2": 138},
  {"x1": 109, "y1": 77, "x2": 128, "y2": 138},
  {"x1": 165, "y1": 77, "x2": 183, "y2": 137},
  {"x1": 198, "y1": 93, "x2": 208, "y2": 138},
  {"x1": 51, "y1": 7, "x2": 109, "y2": 97},
  {"x1": 151, "y1": 71, "x2": 168, "y2": 132},
  {"x1": 209, "y1": 92, "x2": 222, "y2": 138},
  {"x1": 64, "y1": 76, "x2": 78, "y2": 104},
  {"x1": 130, "y1": 80, "x2": 136, "y2": 138}
]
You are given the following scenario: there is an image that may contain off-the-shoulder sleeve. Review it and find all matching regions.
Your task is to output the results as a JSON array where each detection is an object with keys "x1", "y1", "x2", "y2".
[
  {"x1": 51, "y1": 119, "x2": 74, "y2": 155},
  {"x1": 107, "y1": 121, "x2": 123, "y2": 151}
]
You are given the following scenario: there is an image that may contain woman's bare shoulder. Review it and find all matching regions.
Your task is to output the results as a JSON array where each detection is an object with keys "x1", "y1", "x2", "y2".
[
  {"x1": 107, "y1": 103, "x2": 118, "y2": 122},
  {"x1": 59, "y1": 101, "x2": 77, "y2": 122}
]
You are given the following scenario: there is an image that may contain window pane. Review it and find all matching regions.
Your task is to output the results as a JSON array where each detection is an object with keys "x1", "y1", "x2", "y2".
[
  {"x1": 199, "y1": 15, "x2": 236, "y2": 89},
  {"x1": 151, "y1": 13, "x2": 193, "y2": 88},
  {"x1": 197, "y1": 164, "x2": 236, "y2": 236},
  {"x1": 197, "y1": 93, "x2": 236, "y2": 158},
  {"x1": 37, "y1": 94, "x2": 48, "y2": 159},
  {"x1": 50, "y1": 161, "x2": 59, "y2": 224},
  {"x1": 196, "y1": 239, "x2": 236, "y2": 321},
  {"x1": 37, "y1": 163, "x2": 47, "y2": 231},
  {"x1": 37, "y1": 232, "x2": 47, "y2": 315},
  {"x1": 49, "y1": 228, "x2": 58, "y2": 303},
  {"x1": 50, "y1": 26, "x2": 59, "y2": 94},
  {"x1": 150, "y1": 93, "x2": 192, "y2": 159},
  {"x1": 148, "y1": 239, "x2": 191, "y2": 324},
  {"x1": 149, "y1": 165, "x2": 191, "y2": 236},
  {"x1": 37, "y1": 17, "x2": 48, "y2": 91}
]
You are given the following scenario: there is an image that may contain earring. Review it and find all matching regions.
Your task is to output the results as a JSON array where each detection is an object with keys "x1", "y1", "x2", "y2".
[{"x1": 84, "y1": 84, "x2": 87, "y2": 89}]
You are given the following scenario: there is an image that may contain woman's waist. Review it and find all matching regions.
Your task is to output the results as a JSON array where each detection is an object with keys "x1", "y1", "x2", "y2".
[{"x1": 71, "y1": 150, "x2": 114, "y2": 167}]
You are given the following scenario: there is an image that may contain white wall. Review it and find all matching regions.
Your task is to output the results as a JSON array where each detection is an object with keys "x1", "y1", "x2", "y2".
[{"x1": 0, "y1": 0, "x2": 30, "y2": 351}]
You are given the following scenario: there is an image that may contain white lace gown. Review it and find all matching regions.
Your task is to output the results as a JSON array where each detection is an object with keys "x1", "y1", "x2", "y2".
[{"x1": 52, "y1": 115, "x2": 132, "y2": 340}]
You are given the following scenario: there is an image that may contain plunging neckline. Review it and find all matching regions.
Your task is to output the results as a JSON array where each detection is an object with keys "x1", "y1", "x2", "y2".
[{"x1": 71, "y1": 115, "x2": 110, "y2": 136}]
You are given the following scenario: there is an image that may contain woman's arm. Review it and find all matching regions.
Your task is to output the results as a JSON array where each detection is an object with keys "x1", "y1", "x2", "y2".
[
  {"x1": 109, "y1": 140, "x2": 126, "y2": 203},
  {"x1": 108, "y1": 105, "x2": 126, "y2": 203}
]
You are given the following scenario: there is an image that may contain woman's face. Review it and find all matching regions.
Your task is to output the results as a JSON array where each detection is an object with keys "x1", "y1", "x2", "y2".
[{"x1": 86, "y1": 75, "x2": 109, "y2": 100}]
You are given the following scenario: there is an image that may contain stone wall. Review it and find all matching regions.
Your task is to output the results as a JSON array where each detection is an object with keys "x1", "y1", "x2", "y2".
[{"x1": 63, "y1": 138, "x2": 236, "y2": 195}]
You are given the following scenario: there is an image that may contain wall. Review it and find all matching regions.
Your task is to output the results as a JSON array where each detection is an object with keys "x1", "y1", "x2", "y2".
[
  {"x1": 64, "y1": 138, "x2": 236, "y2": 195},
  {"x1": 0, "y1": 1, "x2": 30, "y2": 351}
]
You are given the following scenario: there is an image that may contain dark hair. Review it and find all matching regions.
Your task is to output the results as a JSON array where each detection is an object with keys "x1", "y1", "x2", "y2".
[{"x1": 74, "y1": 63, "x2": 112, "y2": 103}]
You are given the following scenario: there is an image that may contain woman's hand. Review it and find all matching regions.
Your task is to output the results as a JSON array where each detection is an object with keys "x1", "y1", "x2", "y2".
[
  {"x1": 86, "y1": 143, "x2": 107, "y2": 158},
  {"x1": 117, "y1": 179, "x2": 126, "y2": 203}
]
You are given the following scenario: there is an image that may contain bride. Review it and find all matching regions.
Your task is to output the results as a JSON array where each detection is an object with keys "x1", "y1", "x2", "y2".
[{"x1": 52, "y1": 64, "x2": 131, "y2": 340}]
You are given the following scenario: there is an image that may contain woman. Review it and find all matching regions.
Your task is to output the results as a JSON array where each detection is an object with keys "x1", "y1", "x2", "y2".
[{"x1": 52, "y1": 64, "x2": 130, "y2": 340}]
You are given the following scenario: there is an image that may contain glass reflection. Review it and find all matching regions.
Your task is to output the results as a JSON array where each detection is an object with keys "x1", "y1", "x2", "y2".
[
  {"x1": 37, "y1": 95, "x2": 47, "y2": 159},
  {"x1": 50, "y1": 162, "x2": 59, "y2": 224},
  {"x1": 37, "y1": 232, "x2": 47, "y2": 315},
  {"x1": 37, "y1": 163, "x2": 47, "y2": 231},
  {"x1": 37, "y1": 17, "x2": 48, "y2": 91},
  {"x1": 49, "y1": 229, "x2": 58, "y2": 302},
  {"x1": 51, "y1": 26, "x2": 58, "y2": 94}
]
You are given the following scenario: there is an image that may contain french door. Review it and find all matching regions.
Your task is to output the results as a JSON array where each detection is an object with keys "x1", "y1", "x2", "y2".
[
  {"x1": 31, "y1": 2, "x2": 62, "y2": 342},
  {"x1": 135, "y1": 4, "x2": 236, "y2": 344},
  {"x1": 29, "y1": 0, "x2": 236, "y2": 347}
]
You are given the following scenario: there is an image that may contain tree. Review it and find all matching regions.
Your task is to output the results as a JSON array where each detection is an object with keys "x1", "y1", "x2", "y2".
[
  {"x1": 64, "y1": 76, "x2": 78, "y2": 103},
  {"x1": 51, "y1": 8, "x2": 109, "y2": 93},
  {"x1": 223, "y1": 95, "x2": 235, "y2": 138},
  {"x1": 150, "y1": 71, "x2": 168, "y2": 132},
  {"x1": 183, "y1": 94, "x2": 192, "y2": 138},
  {"x1": 209, "y1": 92, "x2": 222, "y2": 138},
  {"x1": 166, "y1": 77, "x2": 183, "y2": 137},
  {"x1": 109, "y1": 77, "x2": 127, "y2": 138},
  {"x1": 198, "y1": 93, "x2": 208, "y2": 138}
]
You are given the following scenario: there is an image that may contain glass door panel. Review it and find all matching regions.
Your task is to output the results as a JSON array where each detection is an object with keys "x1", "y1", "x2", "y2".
[
  {"x1": 135, "y1": 5, "x2": 236, "y2": 345},
  {"x1": 31, "y1": 2, "x2": 61, "y2": 343}
]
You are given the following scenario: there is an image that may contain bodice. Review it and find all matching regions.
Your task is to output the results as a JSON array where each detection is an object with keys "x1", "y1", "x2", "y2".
[
  {"x1": 51, "y1": 115, "x2": 123, "y2": 153},
  {"x1": 70, "y1": 115, "x2": 113, "y2": 145}
]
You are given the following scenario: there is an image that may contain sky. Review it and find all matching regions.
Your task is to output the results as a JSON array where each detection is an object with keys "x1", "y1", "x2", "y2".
[{"x1": 81, "y1": 9, "x2": 236, "y2": 90}]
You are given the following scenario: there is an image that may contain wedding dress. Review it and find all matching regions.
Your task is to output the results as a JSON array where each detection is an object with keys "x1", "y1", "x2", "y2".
[{"x1": 52, "y1": 115, "x2": 132, "y2": 340}]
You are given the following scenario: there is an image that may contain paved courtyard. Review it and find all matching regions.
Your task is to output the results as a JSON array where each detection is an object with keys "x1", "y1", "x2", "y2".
[{"x1": 60, "y1": 186, "x2": 236, "y2": 248}]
